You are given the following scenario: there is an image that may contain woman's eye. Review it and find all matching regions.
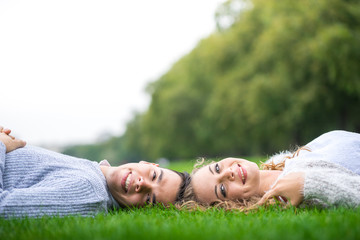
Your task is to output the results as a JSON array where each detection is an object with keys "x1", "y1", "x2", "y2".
[
  {"x1": 215, "y1": 163, "x2": 220, "y2": 173},
  {"x1": 152, "y1": 171, "x2": 156, "y2": 181},
  {"x1": 220, "y1": 184, "x2": 226, "y2": 198},
  {"x1": 146, "y1": 194, "x2": 151, "y2": 204}
]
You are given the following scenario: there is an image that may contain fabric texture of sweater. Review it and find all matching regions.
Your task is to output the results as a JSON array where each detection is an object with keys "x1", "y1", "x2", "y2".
[
  {"x1": 0, "y1": 143, "x2": 117, "y2": 218},
  {"x1": 267, "y1": 130, "x2": 360, "y2": 207}
]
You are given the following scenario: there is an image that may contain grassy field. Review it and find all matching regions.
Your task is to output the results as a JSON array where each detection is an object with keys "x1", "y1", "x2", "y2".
[
  {"x1": 2, "y1": 206, "x2": 359, "y2": 240},
  {"x1": 1, "y1": 159, "x2": 359, "y2": 240}
]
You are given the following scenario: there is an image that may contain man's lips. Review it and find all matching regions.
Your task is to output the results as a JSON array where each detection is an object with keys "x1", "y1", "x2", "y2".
[
  {"x1": 121, "y1": 171, "x2": 131, "y2": 193},
  {"x1": 237, "y1": 164, "x2": 247, "y2": 184}
]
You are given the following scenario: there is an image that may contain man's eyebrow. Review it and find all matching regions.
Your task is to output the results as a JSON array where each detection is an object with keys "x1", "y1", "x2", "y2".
[
  {"x1": 153, "y1": 169, "x2": 162, "y2": 205},
  {"x1": 157, "y1": 169, "x2": 163, "y2": 183},
  {"x1": 152, "y1": 194, "x2": 157, "y2": 205},
  {"x1": 215, "y1": 185, "x2": 219, "y2": 199},
  {"x1": 209, "y1": 165, "x2": 214, "y2": 175}
]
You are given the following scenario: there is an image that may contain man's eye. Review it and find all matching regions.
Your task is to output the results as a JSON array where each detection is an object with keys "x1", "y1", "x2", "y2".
[
  {"x1": 215, "y1": 163, "x2": 220, "y2": 173},
  {"x1": 152, "y1": 171, "x2": 156, "y2": 181},
  {"x1": 146, "y1": 194, "x2": 151, "y2": 204},
  {"x1": 220, "y1": 184, "x2": 226, "y2": 198}
]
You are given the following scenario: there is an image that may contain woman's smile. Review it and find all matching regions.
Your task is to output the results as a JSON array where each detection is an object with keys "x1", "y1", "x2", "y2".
[{"x1": 236, "y1": 164, "x2": 247, "y2": 184}]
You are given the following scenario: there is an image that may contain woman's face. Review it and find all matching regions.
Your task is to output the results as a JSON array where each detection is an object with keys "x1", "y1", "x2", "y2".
[
  {"x1": 105, "y1": 161, "x2": 182, "y2": 207},
  {"x1": 191, "y1": 158, "x2": 260, "y2": 204}
]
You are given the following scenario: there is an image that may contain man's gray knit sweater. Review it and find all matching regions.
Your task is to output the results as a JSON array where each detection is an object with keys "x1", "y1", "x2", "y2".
[{"x1": 0, "y1": 143, "x2": 116, "y2": 218}]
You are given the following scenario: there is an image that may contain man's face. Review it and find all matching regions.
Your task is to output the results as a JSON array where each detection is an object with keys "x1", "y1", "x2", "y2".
[{"x1": 104, "y1": 161, "x2": 182, "y2": 207}]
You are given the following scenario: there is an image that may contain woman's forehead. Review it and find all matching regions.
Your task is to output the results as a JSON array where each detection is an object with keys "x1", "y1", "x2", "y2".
[
  {"x1": 191, "y1": 166, "x2": 217, "y2": 203},
  {"x1": 192, "y1": 166, "x2": 215, "y2": 189}
]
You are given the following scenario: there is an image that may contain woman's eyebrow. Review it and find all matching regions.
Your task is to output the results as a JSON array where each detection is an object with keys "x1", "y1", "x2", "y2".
[
  {"x1": 209, "y1": 165, "x2": 214, "y2": 175},
  {"x1": 215, "y1": 185, "x2": 219, "y2": 199}
]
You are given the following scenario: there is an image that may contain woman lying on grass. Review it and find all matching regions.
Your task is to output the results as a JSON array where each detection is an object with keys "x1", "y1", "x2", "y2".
[
  {"x1": 183, "y1": 130, "x2": 360, "y2": 210},
  {"x1": 0, "y1": 126, "x2": 189, "y2": 218}
]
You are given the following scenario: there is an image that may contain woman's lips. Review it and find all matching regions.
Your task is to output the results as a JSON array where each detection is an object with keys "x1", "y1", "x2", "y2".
[
  {"x1": 242, "y1": 165, "x2": 247, "y2": 184},
  {"x1": 276, "y1": 196, "x2": 288, "y2": 204},
  {"x1": 237, "y1": 164, "x2": 247, "y2": 184}
]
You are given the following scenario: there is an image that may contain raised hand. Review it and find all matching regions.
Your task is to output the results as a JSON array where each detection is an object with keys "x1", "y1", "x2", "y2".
[
  {"x1": 0, "y1": 126, "x2": 13, "y2": 138},
  {"x1": 256, "y1": 172, "x2": 305, "y2": 207},
  {"x1": 0, "y1": 126, "x2": 26, "y2": 153}
]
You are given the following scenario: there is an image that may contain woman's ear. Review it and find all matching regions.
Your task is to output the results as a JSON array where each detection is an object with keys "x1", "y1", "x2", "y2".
[{"x1": 139, "y1": 160, "x2": 159, "y2": 167}]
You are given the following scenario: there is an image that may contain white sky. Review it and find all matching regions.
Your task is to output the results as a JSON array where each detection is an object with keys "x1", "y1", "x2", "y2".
[{"x1": 0, "y1": 0, "x2": 225, "y2": 147}]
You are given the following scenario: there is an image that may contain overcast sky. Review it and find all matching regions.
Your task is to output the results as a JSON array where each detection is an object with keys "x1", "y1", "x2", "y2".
[{"x1": 0, "y1": 0, "x2": 225, "y2": 147}]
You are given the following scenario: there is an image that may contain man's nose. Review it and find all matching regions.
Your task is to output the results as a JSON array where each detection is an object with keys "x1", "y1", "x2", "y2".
[{"x1": 135, "y1": 176, "x2": 151, "y2": 192}]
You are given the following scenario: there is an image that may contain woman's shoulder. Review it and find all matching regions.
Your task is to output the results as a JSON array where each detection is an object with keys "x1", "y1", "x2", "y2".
[
  {"x1": 317, "y1": 130, "x2": 359, "y2": 139},
  {"x1": 266, "y1": 150, "x2": 293, "y2": 164},
  {"x1": 312, "y1": 130, "x2": 359, "y2": 142},
  {"x1": 306, "y1": 130, "x2": 360, "y2": 149}
]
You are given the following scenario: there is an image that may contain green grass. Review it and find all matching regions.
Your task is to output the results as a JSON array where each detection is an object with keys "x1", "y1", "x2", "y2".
[
  {"x1": 167, "y1": 159, "x2": 197, "y2": 172},
  {"x1": 2, "y1": 206, "x2": 359, "y2": 240},
  {"x1": 1, "y1": 159, "x2": 359, "y2": 240}
]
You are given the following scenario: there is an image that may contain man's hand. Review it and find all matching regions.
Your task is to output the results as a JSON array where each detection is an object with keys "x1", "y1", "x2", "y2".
[
  {"x1": 257, "y1": 172, "x2": 305, "y2": 207},
  {"x1": 0, "y1": 126, "x2": 14, "y2": 138},
  {"x1": 0, "y1": 126, "x2": 26, "y2": 153}
]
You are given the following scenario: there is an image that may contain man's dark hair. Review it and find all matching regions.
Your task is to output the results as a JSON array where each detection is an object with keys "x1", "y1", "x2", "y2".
[{"x1": 171, "y1": 170, "x2": 191, "y2": 203}]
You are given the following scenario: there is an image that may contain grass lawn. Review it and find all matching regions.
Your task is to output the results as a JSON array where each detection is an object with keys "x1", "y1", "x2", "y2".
[
  {"x1": 2, "y1": 206, "x2": 359, "y2": 240},
  {"x1": 1, "y1": 158, "x2": 359, "y2": 240}
]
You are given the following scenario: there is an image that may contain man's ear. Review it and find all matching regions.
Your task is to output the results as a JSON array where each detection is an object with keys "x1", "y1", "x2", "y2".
[{"x1": 139, "y1": 160, "x2": 159, "y2": 167}]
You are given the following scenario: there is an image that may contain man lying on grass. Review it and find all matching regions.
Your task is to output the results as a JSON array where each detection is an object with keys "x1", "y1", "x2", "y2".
[{"x1": 0, "y1": 126, "x2": 189, "y2": 218}]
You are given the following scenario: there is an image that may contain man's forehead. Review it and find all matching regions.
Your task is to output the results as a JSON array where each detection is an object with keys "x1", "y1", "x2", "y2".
[
  {"x1": 156, "y1": 168, "x2": 181, "y2": 203},
  {"x1": 160, "y1": 168, "x2": 181, "y2": 183}
]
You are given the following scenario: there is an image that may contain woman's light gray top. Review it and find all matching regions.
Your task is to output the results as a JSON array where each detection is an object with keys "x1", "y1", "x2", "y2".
[
  {"x1": 0, "y1": 143, "x2": 117, "y2": 218},
  {"x1": 269, "y1": 130, "x2": 360, "y2": 207}
]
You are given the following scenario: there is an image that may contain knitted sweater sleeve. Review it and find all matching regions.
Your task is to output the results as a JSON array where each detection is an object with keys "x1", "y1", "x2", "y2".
[
  {"x1": 0, "y1": 176, "x2": 108, "y2": 218},
  {"x1": 0, "y1": 142, "x2": 5, "y2": 190},
  {"x1": 300, "y1": 160, "x2": 360, "y2": 207}
]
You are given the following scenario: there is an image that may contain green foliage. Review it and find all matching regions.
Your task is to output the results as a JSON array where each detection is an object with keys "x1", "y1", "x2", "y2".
[
  {"x1": 62, "y1": 136, "x2": 127, "y2": 165},
  {"x1": 2, "y1": 207, "x2": 360, "y2": 240},
  {"x1": 64, "y1": 0, "x2": 360, "y2": 161}
]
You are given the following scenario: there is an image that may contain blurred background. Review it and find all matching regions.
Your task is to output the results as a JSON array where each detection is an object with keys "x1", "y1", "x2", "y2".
[{"x1": 1, "y1": 0, "x2": 360, "y2": 165}]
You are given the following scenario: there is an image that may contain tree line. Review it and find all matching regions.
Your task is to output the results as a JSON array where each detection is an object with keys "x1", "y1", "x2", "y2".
[{"x1": 63, "y1": 0, "x2": 360, "y2": 164}]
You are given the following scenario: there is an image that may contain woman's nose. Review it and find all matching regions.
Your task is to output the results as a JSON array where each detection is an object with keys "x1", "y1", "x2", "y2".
[
  {"x1": 135, "y1": 176, "x2": 151, "y2": 192},
  {"x1": 220, "y1": 167, "x2": 235, "y2": 181}
]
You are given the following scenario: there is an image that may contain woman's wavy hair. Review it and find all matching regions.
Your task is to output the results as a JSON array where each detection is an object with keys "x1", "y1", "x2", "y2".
[{"x1": 176, "y1": 146, "x2": 311, "y2": 211}]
